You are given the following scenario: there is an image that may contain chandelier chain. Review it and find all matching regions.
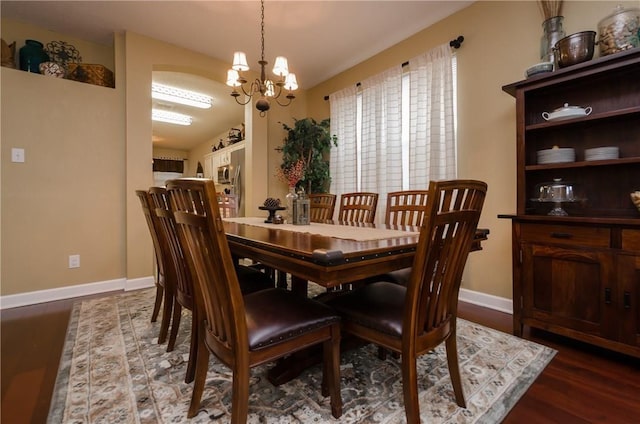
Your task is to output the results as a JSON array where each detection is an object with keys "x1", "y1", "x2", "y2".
[{"x1": 260, "y1": 0, "x2": 265, "y2": 63}]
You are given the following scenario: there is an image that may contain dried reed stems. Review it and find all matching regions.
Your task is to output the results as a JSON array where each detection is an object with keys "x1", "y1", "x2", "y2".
[{"x1": 538, "y1": 0, "x2": 564, "y2": 20}]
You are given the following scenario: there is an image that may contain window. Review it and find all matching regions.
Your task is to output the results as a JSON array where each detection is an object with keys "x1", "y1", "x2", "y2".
[{"x1": 330, "y1": 44, "x2": 457, "y2": 223}]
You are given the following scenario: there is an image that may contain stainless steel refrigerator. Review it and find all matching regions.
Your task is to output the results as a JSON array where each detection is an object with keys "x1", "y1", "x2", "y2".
[{"x1": 228, "y1": 148, "x2": 245, "y2": 216}]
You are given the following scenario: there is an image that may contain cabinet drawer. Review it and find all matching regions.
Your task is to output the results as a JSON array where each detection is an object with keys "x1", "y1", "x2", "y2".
[
  {"x1": 622, "y1": 229, "x2": 640, "y2": 251},
  {"x1": 520, "y1": 223, "x2": 610, "y2": 248}
]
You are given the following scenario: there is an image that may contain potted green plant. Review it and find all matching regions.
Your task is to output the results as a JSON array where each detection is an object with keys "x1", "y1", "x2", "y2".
[{"x1": 276, "y1": 118, "x2": 337, "y2": 193}]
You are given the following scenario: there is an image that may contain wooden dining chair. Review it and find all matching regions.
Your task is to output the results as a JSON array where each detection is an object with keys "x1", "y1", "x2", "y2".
[
  {"x1": 309, "y1": 193, "x2": 337, "y2": 222},
  {"x1": 218, "y1": 192, "x2": 239, "y2": 218},
  {"x1": 385, "y1": 190, "x2": 430, "y2": 227},
  {"x1": 338, "y1": 192, "x2": 379, "y2": 223},
  {"x1": 328, "y1": 179, "x2": 487, "y2": 424},
  {"x1": 135, "y1": 189, "x2": 173, "y2": 345},
  {"x1": 149, "y1": 186, "x2": 274, "y2": 383},
  {"x1": 166, "y1": 178, "x2": 342, "y2": 421},
  {"x1": 382, "y1": 190, "x2": 430, "y2": 286}
]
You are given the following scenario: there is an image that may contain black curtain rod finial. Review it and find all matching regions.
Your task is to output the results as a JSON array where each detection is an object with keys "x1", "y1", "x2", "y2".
[{"x1": 449, "y1": 35, "x2": 464, "y2": 49}]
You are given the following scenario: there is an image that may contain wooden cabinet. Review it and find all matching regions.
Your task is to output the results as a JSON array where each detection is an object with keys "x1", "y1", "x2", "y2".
[{"x1": 502, "y1": 49, "x2": 640, "y2": 358}]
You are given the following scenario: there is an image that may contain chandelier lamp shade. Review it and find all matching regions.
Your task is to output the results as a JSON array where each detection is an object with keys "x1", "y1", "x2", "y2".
[
  {"x1": 226, "y1": 0, "x2": 298, "y2": 116},
  {"x1": 151, "y1": 83, "x2": 213, "y2": 109}
]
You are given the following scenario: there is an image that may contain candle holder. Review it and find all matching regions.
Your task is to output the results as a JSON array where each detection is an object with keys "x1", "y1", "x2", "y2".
[{"x1": 258, "y1": 206, "x2": 285, "y2": 223}]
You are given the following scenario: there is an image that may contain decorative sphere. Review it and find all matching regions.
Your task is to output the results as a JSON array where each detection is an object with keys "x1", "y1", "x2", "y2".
[{"x1": 256, "y1": 98, "x2": 271, "y2": 112}]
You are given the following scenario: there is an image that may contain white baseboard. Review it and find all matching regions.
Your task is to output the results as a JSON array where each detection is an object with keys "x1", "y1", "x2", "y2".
[
  {"x1": 1, "y1": 277, "x2": 510, "y2": 314},
  {"x1": 459, "y1": 288, "x2": 513, "y2": 314},
  {"x1": 0, "y1": 276, "x2": 155, "y2": 310},
  {"x1": 125, "y1": 276, "x2": 156, "y2": 292}
]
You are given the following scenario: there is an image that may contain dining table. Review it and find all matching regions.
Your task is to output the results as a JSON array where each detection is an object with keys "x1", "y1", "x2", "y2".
[{"x1": 222, "y1": 217, "x2": 490, "y2": 385}]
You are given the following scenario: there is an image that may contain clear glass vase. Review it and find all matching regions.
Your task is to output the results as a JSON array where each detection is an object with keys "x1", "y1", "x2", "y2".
[
  {"x1": 285, "y1": 187, "x2": 298, "y2": 224},
  {"x1": 540, "y1": 16, "x2": 565, "y2": 66}
]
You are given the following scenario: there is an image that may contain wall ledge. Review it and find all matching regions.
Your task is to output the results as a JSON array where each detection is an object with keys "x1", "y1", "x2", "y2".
[{"x1": 0, "y1": 277, "x2": 155, "y2": 309}]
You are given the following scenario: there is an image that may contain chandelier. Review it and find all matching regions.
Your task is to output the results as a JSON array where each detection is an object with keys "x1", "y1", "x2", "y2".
[{"x1": 226, "y1": 0, "x2": 298, "y2": 116}]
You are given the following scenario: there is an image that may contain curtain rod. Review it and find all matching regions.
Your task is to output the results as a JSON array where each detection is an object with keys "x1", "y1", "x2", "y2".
[{"x1": 323, "y1": 35, "x2": 464, "y2": 101}]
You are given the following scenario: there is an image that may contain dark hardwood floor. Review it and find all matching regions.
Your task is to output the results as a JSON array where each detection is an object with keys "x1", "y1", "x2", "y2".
[{"x1": 2, "y1": 292, "x2": 639, "y2": 423}]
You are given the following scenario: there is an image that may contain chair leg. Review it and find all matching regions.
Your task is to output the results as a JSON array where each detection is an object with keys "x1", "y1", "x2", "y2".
[
  {"x1": 445, "y1": 333, "x2": 466, "y2": 408},
  {"x1": 167, "y1": 301, "x2": 182, "y2": 352},
  {"x1": 157, "y1": 288, "x2": 173, "y2": 344},
  {"x1": 377, "y1": 346, "x2": 387, "y2": 360},
  {"x1": 322, "y1": 324, "x2": 343, "y2": 419},
  {"x1": 185, "y1": 307, "x2": 198, "y2": 384},
  {"x1": 401, "y1": 352, "x2": 420, "y2": 424},
  {"x1": 230, "y1": 363, "x2": 250, "y2": 424},
  {"x1": 187, "y1": 324, "x2": 209, "y2": 418},
  {"x1": 151, "y1": 285, "x2": 163, "y2": 323}
]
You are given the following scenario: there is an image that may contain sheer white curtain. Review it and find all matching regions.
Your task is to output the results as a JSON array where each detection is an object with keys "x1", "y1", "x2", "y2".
[
  {"x1": 359, "y1": 66, "x2": 403, "y2": 222},
  {"x1": 329, "y1": 43, "x2": 456, "y2": 223},
  {"x1": 408, "y1": 44, "x2": 457, "y2": 185},
  {"x1": 329, "y1": 86, "x2": 358, "y2": 201}
]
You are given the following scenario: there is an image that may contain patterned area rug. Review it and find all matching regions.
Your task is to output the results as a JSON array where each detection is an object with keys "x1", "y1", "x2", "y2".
[{"x1": 47, "y1": 288, "x2": 555, "y2": 423}]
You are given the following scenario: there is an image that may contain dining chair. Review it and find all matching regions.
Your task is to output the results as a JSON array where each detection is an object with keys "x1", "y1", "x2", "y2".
[
  {"x1": 327, "y1": 179, "x2": 487, "y2": 423},
  {"x1": 218, "y1": 192, "x2": 239, "y2": 218},
  {"x1": 309, "y1": 193, "x2": 337, "y2": 222},
  {"x1": 135, "y1": 189, "x2": 173, "y2": 345},
  {"x1": 166, "y1": 178, "x2": 342, "y2": 421},
  {"x1": 148, "y1": 186, "x2": 274, "y2": 383},
  {"x1": 382, "y1": 190, "x2": 430, "y2": 286},
  {"x1": 338, "y1": 192, "x2": 378, "y2": 223},
  {"x1": 385, "y1": 190, "x2": 430, "y2": 227}
]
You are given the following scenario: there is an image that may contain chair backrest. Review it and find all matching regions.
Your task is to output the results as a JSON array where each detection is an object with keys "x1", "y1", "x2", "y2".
[
  {"x1": 218, "y1": 193, "x2": 238, "y2": 218},
  {"x1": 309, "y1": 193, "x2": 337, "y2": 222},
  {"x1": 149, "y1": 186, "x2": 195, "y2": 309},
  {"x1": 385, "y1": 190, "x2": 430, "y2": 226},
  {"x1": 406, "y1": 180, "x2": 487, "y2": 341},
  {"x1": 338, "y1": 192, "x2": 379, "y2": 223},
  {"x1": 166, "y1": 178, "x2": 249, "y2": 357},
  {"x1": 136, "y1": 190, "x2": 167, "y2": 283}
]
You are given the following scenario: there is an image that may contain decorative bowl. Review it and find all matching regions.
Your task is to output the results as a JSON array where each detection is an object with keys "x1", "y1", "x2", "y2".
[
  {"x1": 525, "y1": 61, "x2": 554, "y2": 78},
  {"x1": 39, "y1": 61, "x2": 65, "y2": 78},
  {"x1": 554, "y1": 31, "x2": 596, "y2": 68}
]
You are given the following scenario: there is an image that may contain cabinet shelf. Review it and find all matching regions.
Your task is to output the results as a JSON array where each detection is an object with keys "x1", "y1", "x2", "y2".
[
  {"x1": 525, "y1": 156, "x2": 640, "y2": 171},
  {"x1": 525, "y1": 106, "x2": 640, "y2": 131}
]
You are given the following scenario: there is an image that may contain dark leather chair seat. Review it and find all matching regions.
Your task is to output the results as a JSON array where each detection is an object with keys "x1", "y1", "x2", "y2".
[
  {"x1": 328, "y1": 282, "x2": 405, "y2": 337},
  {"x1": 243, "y1": 288, "x2": 340, "y2": 349}
]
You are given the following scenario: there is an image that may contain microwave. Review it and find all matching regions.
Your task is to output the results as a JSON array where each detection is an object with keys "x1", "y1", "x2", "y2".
[{"x1": 217, "y1": 165, "x2": 231, "y2": 184}]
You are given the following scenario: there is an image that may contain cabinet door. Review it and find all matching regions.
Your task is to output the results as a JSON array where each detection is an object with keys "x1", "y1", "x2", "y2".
[
  {"x1": 521, "y1": 243, "x2": 616, "y2": 339},
  {"x1": 618, "y1": 254, "x2": 640, "y2": 348}
]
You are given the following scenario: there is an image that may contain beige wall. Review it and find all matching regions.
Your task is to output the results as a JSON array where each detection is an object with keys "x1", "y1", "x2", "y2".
[
  {"x1": 2, "y1": 1, "x2": 634, "y2": 301},
  {"x1": 307, "y1": 1, "x2": 633, "y2": 299},
  {"x1": 1, "y1": 23, "x2": 125, "y2": 296}
]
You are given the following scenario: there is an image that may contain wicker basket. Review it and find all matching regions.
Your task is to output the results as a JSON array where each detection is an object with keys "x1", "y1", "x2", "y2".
[{"x1": 67, "y1": 63, "x2": 114, "y2": 88}]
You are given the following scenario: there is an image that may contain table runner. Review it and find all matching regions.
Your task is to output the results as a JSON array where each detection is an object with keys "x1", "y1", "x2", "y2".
[{"x1": 223, "y1": 217, "x2": 419, "y2": 242}]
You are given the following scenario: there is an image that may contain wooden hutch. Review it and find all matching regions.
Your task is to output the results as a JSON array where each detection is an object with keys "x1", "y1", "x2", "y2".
[{"x1": 501, "y1": 49, "x2": 640, "y2": 358}]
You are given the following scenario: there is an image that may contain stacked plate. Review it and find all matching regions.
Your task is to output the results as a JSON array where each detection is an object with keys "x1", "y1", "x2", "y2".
[
  {"x1": 537, "y1": 147, "x2": 576, "y2": 164},
  {"x1": 585, "y1": 146, "x2": 619, "y2": 161}
]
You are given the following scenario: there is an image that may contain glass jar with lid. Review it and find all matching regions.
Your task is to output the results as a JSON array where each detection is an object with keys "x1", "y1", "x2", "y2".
[{"x1": 598, "y1": 5, "x2": 640, "y2": 56}]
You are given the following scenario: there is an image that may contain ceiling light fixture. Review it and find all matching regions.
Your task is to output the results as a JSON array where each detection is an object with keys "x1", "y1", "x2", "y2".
[
  {"x1": 152, "y1": 109, "x2": 193, "y2": 126},
  {"x1": 151, "y1": 83, "x2": 213, "y2": 109},
  {"x1": 226, "y1": 0, "x2": 298, "y2": 116}
]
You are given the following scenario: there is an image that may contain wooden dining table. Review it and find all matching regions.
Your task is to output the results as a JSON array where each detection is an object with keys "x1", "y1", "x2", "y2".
[
  {"x1": 223, "y1": 217, "x2": 488, "y2": 293},
  {"x1": 222, "y1": 217, "x2": 489, "y2": 385}
]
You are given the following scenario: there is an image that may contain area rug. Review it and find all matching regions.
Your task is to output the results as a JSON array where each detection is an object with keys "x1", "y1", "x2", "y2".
[{"x1": 47, "y1": 288, "x2": 555, "y2": 423}]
